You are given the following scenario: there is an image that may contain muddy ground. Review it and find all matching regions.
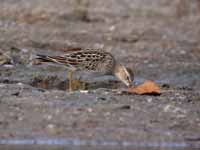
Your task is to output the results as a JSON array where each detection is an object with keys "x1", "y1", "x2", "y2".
[{"x1": 0, "y1": 0, "x2": 200, "y2": 149}]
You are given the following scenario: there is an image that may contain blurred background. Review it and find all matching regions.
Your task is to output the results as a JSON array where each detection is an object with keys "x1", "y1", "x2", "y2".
[{"x1": 0, "y1": 0, "x2": 200, "y2": 149}]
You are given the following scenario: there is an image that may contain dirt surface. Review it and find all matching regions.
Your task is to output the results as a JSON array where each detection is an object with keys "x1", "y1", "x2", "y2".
[{"x1": 0, "y1": 0, "x2": 200, "y2": 149}]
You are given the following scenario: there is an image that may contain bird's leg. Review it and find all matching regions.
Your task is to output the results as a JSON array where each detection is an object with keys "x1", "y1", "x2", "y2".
[
  {"x1": 76, "y1": 72, "x2": 86, "y2": 90},
  {"x1": 78, "y1": 76, "x2": 86, "y2": 90},
  {"x1": 68, "y1": 70, "x2": 74, "y2": 92}
]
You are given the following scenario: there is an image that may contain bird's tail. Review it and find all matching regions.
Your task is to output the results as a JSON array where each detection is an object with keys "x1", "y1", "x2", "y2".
[
  {"x1": 36, "y1": 54, "x2": 53, "y2": 63},
  {"x1": 36, "y1": 54, "x2": 68, "y2": 65}
]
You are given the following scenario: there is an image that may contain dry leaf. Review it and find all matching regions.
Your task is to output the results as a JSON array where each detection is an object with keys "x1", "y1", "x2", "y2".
[{"x1": 128, "y1": 80, "x2": 161, "y2": 95}]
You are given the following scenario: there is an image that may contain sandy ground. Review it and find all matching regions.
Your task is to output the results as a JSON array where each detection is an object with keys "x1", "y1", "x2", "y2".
[{"x1": 0, "y1": 0, "x2": 200, "y2": 149}]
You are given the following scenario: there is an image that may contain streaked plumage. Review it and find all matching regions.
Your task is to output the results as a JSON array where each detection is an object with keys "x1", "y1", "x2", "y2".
[{"x1": 36, "y1": 49, "x2": 133, "y2": 87}]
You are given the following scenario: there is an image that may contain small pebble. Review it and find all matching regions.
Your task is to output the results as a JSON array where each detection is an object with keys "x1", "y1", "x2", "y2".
[
  {"x1": 118, "y1": 105, "x2": 131, "y2": 110},
  {"x1": 96, "y1": 97, "x2": 107, "y2": 101},
  {"x1": 80, "y1": 90, "x2": 89, "y2": 94},
  {"x1": 3, "y1": 64, "x2": 14, "y2": 68},
  {"x1": 0, "y1": 84, "x2": 6, "y2": 88},
  {"x1": 46, "y1": 124, "x2": 55, "y2": 130},
  {"x1": 17, "y1": 82, "x2": 23, "y2": 86},
  {"x1": 147, "y1": 97, "x2": 153, "y2": 103},
  {"x1": 18, "y1": 117, "x2": 23, "y2": 121},
  {"x1": 87, "y1": 108, "x2": 93, "y2": 113},
  {"x1": 11, "y1": 92, "x2": 20, "y2": 96},
  {"x1": 45, "y1": 115, "x2": 53, "y2": 120},
  {"x1": 109, "y1": 25, "x2": 116, "y2": 31}
]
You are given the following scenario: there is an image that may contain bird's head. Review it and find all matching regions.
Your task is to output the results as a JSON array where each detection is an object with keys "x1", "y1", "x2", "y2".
[{"x1": 113, "y1": 63, "x2": 133, "y2": 87}]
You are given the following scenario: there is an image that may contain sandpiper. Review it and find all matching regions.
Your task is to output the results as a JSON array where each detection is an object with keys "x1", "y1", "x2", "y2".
[{"x1": 36, "y1": 49, "x2": 133, "y2": 91}]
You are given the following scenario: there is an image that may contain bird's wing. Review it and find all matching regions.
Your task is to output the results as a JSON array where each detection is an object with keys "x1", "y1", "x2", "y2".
[
  {"x1": 63, "y1": 50, "x2": 107, "y2": 71},
  {"x1": 37, "y1": 50, "x2": 113, "y2": 71},
  {"x1": 36, "y1": 54, "x2": 78, "y2": 70}
]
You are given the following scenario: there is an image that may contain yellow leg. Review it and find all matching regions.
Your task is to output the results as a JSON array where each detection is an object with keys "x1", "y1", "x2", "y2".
[
  {"x1": 68, "y1": 70, "x2": 74, "y2": 92},
  {"x1": 77, "y1": 74, "x2": 87, "y2": 90}
]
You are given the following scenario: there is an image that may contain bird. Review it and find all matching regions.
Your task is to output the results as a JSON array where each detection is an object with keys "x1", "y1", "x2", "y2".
[{"x1": 36, "y1": 49, "x2": 133, "y2": 91}]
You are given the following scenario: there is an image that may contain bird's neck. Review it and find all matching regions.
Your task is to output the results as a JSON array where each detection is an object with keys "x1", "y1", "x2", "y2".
[{"x1": 113, "y1": 63, "x2": 122, "y2": 76}]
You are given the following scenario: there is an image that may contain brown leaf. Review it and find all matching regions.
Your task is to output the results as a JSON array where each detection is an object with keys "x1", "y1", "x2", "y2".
[{"x1": 128, "y1": 80, "x2": 161, "y2": 95}]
